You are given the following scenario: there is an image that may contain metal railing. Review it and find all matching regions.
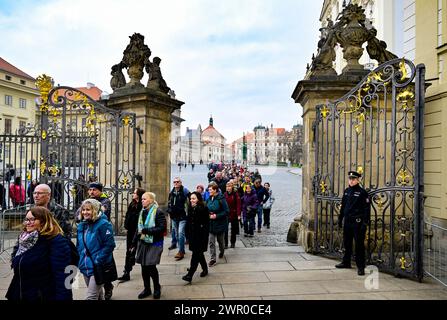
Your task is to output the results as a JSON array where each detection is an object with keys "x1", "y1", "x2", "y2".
[
  {"x1": 424, "y1": 220, "x2": 447, "y2": 287},
  {"x1": 0, "y1": 205, "x2": 29, "y2": 263}
]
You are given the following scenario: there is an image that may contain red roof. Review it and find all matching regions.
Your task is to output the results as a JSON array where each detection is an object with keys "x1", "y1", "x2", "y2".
[
  {"x1": 55, "y1": 85, "x2": 103, "y2": 101},
  {"x1": 202, "y1": 125, "x2": 225, "y2": 139},
  {"x1": 0, "y1": 57, "x2": 35, "y2": 81},
  {"x1": 274, "y1": 128, "x2": 286, "y2": 135}
]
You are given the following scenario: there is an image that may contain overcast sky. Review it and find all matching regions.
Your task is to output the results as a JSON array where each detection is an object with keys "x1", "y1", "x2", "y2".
[{"x1": 0, "y1": 0, "x2": 322, "y2": 142}]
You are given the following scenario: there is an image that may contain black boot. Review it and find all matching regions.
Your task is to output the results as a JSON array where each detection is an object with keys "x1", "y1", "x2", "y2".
[
  {"x1": 153, "y1": 284, "x2": 161, "y2": 299},
  {"x1": 182, "y1": 274, "x2": 193, "y2": 283},
  {"x1": 118, "y1": 272, "x2": 130, "y2": 282},
  {"x1": 138, "y1": 288, "x2": 152, "y2": 299},
  {"x1": 335, "y1": 262, "x2": 352, "y2": 269},
  {"x1": 200, "y1": 269, "x2": 208, "y2": 277}
]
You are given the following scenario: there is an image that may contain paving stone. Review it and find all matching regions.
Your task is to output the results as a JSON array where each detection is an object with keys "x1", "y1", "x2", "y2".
[{"x1": 222, "y1": 281, "x2": 327, "y2": 298}]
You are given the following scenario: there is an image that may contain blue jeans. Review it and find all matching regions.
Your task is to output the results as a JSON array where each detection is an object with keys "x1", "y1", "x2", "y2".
[
  {"x1": 171, "y1": 219, "x2": 186, "y2": 253},
  {"x1": 257, "y1": 206, "x2": 263, "y2": 229}
]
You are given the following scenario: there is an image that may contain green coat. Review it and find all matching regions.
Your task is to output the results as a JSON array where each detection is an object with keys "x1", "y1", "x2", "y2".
[{"x1": 206, "y1": 194, "x2": 229, "y2": 234}]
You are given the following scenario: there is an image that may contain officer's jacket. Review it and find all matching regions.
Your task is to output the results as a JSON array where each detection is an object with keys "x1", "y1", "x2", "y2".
[{"x1": 339, "y1": 184, "x2": 370, "y2": 223}]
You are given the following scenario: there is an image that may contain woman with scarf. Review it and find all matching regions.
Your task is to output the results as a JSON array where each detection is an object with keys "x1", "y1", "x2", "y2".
[
  {"x1": 76, "y1": 199, "x2": 116, "y2": 300},
  {"x1": 133, "y1": 192, "x2": 166, "y2": 299},
  {"x1": 6, "y1": 206, "x2": 73, "y2": 301},
  {"x1": 118, "y1": 187, "x2": 146, "y2": 282}
]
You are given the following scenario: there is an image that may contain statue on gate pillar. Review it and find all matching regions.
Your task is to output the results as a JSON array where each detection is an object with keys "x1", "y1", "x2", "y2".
[
  {"x1": 110, "y1": 62, "x2": 126, "y2": 90},
  {"x1": 146, "y1": 56, "x2": 171, "y2": 94},
  {"x1": 120, "y1": 33, "x2": 151, "y2": 88}
]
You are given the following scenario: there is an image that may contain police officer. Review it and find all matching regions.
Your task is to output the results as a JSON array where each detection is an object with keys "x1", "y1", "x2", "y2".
[{"x1": 336, "y1": 171, "x2": 370, "y2": 276}]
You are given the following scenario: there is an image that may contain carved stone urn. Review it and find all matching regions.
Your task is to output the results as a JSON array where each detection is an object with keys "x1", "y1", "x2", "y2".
[
  {"x1": 121, "y1": 33, "x2": 151, "y2": 88},
  {"x1": 336, "y1": 4, "x2": 370, "y2": 74}
]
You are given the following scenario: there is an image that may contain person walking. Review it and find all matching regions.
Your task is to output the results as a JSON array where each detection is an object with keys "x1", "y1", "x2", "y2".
[
  {"x1": 6, "y1": 206, "x2": 73, "y2": 301},
  {"x1": 76, "y1": 199, "x2": 116, "y2": 300},
  {"x1": 118, "y1": 187, "x2": 146, "y2": 282},
  {"x1": 167, "y1": 178, "x2": 189, "y2": 261},
  {"x1": 206, "y1": 182, "x2": 229, "y2": 267},
  {"x1": 241, "y1": 184, "x2": 259, "y2": 237},
  {"x1": 133, "y1": 192, "x2": 166, "y2": 299},
  {"x1": 262, "y1": 182, "x2": 275, "y2": 229},
  {"x1": 182, "y1": 192, "x2": 209, "y2": 283},
  {"x1": 253, "y1": 179, "x2": 269, "y2": 233},
  {"x1": 336, "y1": 171, "x2": 371, "y2": 276},
  {"x1": 224, "y1": 181, "x2": 241, "y2": 248},
  {"x1": 88, "y1": 182, "x2": 112, "y2": 221},
  {"x1": 9, "y1": 176, "x2": 26, "y2": 207},
  {"x1": 32, "y1": 184, "x2": 72, "y2": 239}
]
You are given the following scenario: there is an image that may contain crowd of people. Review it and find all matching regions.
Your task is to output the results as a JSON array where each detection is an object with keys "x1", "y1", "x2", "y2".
[{"x1": 4, "y1": 162, "x2": 276, "y2": 301}]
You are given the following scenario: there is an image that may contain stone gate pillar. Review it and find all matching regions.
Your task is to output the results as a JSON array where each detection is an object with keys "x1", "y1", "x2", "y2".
[
  {"x1": 288, "y1": 77, "x2": 363, "y2": 251},
  {"x1": 106, "y1": 33, "x2": 184, "y2": 208},
  {"x1": 107, "y1": 88, "x2": 184, "y2": 206}
]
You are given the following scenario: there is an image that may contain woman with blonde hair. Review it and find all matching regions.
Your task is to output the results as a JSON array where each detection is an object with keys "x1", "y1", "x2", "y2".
[
  {"x1": 76, "y1": 198, "x2": 116, "y2": 300},
  {"x1": 132, "y1": 192, "x2": 166, "y2": 299},
  {"x1": 6, "y1": 206, "x2": 73, "y2": 301}
]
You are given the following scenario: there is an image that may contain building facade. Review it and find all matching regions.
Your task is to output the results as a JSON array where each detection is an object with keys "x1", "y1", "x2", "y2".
[
  {"x1": 0, "y1": 57, "x2": 39, "y2": 135},
  {"x1": 230, "y1": 124, "x2": 303, "y2": 166},
  {"x1": 201, "y1": 117, "x2": 226, "y2": 163}
]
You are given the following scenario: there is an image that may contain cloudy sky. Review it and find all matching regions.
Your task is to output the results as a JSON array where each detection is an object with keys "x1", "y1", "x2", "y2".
[{"x1": 0, "y1": 0, "x2": 322, "y2": 142}]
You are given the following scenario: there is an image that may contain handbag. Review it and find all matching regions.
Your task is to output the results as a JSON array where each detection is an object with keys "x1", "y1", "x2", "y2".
[{"x1": 82, "y1": 233, "x2": 117, "y2": 285}]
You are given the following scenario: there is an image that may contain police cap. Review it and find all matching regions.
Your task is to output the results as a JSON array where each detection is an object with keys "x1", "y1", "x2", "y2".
[{"x1": 348, "y1": 171, "x2": 361, "y2": 178}]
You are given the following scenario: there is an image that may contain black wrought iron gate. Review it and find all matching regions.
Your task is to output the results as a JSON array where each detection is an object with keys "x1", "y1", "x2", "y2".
[
  {"x1": 0, "y1": 75, "x2": 139, "y2": 235},
  {"x1": 313, "y1": 59, "x2": 425, "y2": 280}
]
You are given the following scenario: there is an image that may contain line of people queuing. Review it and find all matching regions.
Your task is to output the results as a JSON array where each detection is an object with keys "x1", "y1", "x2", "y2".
[{"x1": 5, "y1": 163, "x2": 275, "y2": 300}]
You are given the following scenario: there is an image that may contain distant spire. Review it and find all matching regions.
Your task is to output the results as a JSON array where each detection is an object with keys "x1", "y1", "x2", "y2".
[{"x1": 209, "y1": 115, "x2": 213, "y2": 127}]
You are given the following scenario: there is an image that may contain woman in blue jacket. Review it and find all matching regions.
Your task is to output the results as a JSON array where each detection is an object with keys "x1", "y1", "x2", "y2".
[
  {"x1": 6, "y1": 206, "x2": 73, "y2": 301},
  {"x1": 206, "y1": 182, "x2": 229, "y2": 267},
  {"x1": 77, "y1": 199, "x2": 116, "y2": 300}
]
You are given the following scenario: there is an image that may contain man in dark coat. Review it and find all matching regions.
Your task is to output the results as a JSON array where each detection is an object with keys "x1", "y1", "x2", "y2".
[
  {"x1": 167, "y1": 178, "x2": 190, "y2": 261},
  {"x1": 212, "y1": 171, "x2": 228, "y2": 194},
  {"x1": 253, "y1": 179, "x2": 269, "y2": 233},
  {"x1": 336, "y1": 171, "x2": 371, "y2": 276},
  {"x1": 88, "y1": 182, "x2": 112, "y2": 221},
  {"x1": 33, "y1": 184, "x2": 72, "y2": 239}
]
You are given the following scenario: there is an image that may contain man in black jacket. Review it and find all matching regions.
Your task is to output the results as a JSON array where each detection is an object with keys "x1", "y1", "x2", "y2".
[
  {"x1": 336, "y1": 171, "x2": 371, "y2": 276},
  {"x1": 33, "y1": 184, "x2": 72, "y2": 238},
  {"x1": 167, "y1": 178, "x2": 190, "y2": 261}
]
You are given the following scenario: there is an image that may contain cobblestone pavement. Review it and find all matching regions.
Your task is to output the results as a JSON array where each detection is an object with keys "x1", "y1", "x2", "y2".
[{"x1": 171, "y1": 165, "x2": 302, "y2": 247}]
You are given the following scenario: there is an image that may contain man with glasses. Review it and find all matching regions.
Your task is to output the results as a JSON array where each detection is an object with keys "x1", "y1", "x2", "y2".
[
  {"x1": 33, "y1": 184, "x2": 72, "y2": 239},
  {"x1": 167, "y1": 177, "x2": 190, "y2": 261},
  {"x1": 336, "y1": 171, "x2": 371, "y2": 276}
]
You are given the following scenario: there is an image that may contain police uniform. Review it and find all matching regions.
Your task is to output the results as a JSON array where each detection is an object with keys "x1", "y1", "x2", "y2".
[{"x1": 336, "y1": 171, "x2": 370, "y2": 275}]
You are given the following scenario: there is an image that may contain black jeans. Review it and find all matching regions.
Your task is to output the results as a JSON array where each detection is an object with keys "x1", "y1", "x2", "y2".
[
  {"x1": 224, "y1": 219, "x2": 240, "y2": 246},
  {"x1": 263, "y1": 209, "x2": 271, "y2": 227},
  {"x1": 124, "y1": 232, "x2": 136, "y2": 273},
  {"x1": 188, "y1": 251, "x2": 207, "y2": 276},
  {"x1": 141, "y1": 265, "x2": 160, "y2": 291},
  {"x1": 342, "y1": 220, "x2": 367, "y2": 269}
]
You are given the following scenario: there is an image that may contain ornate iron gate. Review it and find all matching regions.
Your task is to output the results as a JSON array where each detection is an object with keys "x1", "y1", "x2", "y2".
[
  {"x1": 313, "y1": 59, "x2": 425, "y2": 280},
  {"x1": 0, "y1": 75, "x2": 139, "y2": 244}
]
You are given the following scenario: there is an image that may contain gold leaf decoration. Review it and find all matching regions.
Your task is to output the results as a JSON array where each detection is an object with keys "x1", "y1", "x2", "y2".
[
  {"x1": 397, "y1": 169, "x2": 411, "y2": 186},
  {"x1": 41, "y1": 130, "x2": 47, "y2": 140},
  {"x1": 320, "y1": 105, "x2": 330, "y2": 119},
  {"x1": 400, "y1": 256, "x2": 406, "y2": 270},
  {"x1": 320, "y1": 181, "x2": 327, "y2": 193},
  {"x1": 40, "y1": 158, "x2": 46, "y2": 175},
  {"x1": 35, "y1": 74, "x2": 53, "y2": 104},
  {"x1": 399, "y1": 59, "x2": 408, "y2": 81}
]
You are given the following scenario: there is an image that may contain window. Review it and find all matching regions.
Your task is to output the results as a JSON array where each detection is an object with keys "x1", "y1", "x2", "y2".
[
  {"x1": 19, "y1": 121, "x2": 26, "y2": 129},
  {"x1": 5, "y1": 119, "x2": 12, "y2": 134},
  {"x1": 5, "y1": 95, "x2": 12, "y2": 106},
  {"x1": 439, "y1": 55, "x2": 444, "y2": 83},
  {"x1": 19, "y1": 98, "x2": 26, "y2": 109},
  {"x1": 5, "y1": 75, "x2": 11, "y2": 81},
  {"x1": 20, "y1": 80, "x2": 26, "y2": 85}
]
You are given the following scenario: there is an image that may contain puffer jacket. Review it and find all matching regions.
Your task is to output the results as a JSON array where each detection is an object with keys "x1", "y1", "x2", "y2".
[
  {"x1": 241, "y1": 190, "x2": 259, "y2": 216},
  {"x1": 206, "y1": 193, "x2": 229, "y2": 234},
  {"x1": 76, "y1": 216, "x2": 115, "y2": 277},
  {"x1": 6, "y1": 234, "x2": 73, "y2": 301}
]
